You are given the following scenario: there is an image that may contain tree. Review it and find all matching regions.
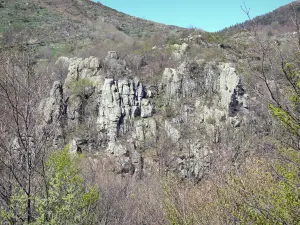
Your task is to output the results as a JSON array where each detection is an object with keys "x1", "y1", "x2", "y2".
[
  {"x1": 1, "y1": 145, "x2": 100, "y2": 224},
  {"x1": 0, "y1": 45, "x2": 99, "y2": 224},
  {"x1": 208, "y1": 3, "x2": 300, "y2": 224},
  {"x1": 0, "y1": 47, "x2": 49, "y2": 223}
]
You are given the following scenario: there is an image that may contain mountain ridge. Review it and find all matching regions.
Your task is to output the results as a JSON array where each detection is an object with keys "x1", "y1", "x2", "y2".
[{"x1": 222, "y1": 0, "x2": 300, "y2": 34}]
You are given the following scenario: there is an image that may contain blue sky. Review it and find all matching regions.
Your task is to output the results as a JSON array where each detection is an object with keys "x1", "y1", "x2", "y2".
[{"x1": 95, "y1": 0, "x2": 294, "y2": 32}]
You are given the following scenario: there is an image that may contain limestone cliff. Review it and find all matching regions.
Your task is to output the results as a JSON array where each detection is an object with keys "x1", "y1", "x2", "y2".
[{"x1": 41, "y1": 51, "x2": 251, "y2": 182}]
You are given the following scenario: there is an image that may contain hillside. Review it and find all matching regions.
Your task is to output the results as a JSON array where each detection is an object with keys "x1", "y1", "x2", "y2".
[
  {"x1": 223, "y1": 0, "x2": 300, "y2": 35},
  {"x1": 0, "y1": 0, "x2": 189, "y2": 67},
  {"x1": 34, "y1": 0, "x2": 183, "y2": 37},
  {"x1": 0, "y1": 0, "x2": 183, "y2": 49},
  {"x1": 0, "y1": 1, "x2": 300, "y2": 224}
]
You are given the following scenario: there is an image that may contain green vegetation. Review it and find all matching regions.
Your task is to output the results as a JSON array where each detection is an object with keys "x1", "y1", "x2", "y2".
[
  {"x1": 0, "y1": 0, "x2": 92, "y2": 60},
  {"x1": 69, "y1": 78, "x2": 95, "y2": 98},
  {"x1": 50, "y1": 43, "x2": 74, "y2": 58},
  {"x1": 134, "y1": 41, "x2": 153, "y2": 55},
  {"x1": 204, "y1": 61, "x2": 300, "y2": 224},
  {"x1": 1, "y1": 1, "x2": 300, "y2": 224},
  {"x1": 165, "y1": 43, "x2": 180, "y2": 55},
  {"x1": 214, "y1": 153, "x2": 299, "y2": 224},
  {"x1": 0, "y1": 0, "x2": 63, "y2": 32},
  {"x1": 0, "y1": 146, "x2": 100, "y2": 224},
  {"x1": 164, "y1": 179, "x2": 194, "y2": 225},
  {"x1": 201, "y1": 32, "x2": 231, "y2": 45},
  {"x1": 206, "y1": 116, "x2": 216, "y2": 125}
]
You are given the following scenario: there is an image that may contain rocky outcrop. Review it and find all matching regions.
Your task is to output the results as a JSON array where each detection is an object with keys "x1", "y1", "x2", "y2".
[
  {"x1": 134, "y1": 118, "x2": 157, "y2": 145},
  {"x1": 171, "y1": 43, "x2": 189, "y2": 60},
  {"x1": 160, "y1": 62, "x2": 200, "y2": 102},
  {"x1": 41, "y1": 53, "x2": 251, "y2": 182},
  {"x1": 39, "y1": 81, "x2": 65, "y2": 146},
  {"x1": 174, "y1": 141, "x2": 211, "y2": 182},
  {"x1": 40, "y1": 81, "x2": 64, "y2": 125},
  {"x1": 219, "y1": 63, "x2": 249, "y2": 116},
  {"x1": 42, "y1": 53, "x2": 156, "y2": 177},
  {"x1": 156, "y1": 61, "x2": 250, "y2": 180}
]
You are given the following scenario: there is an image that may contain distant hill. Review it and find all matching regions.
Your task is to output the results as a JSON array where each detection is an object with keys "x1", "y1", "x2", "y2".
[
  {"x1": 33, "y1": 0, "x2": 183, "y2": 37},
  {"x1": 0, "y1": 0, "x2": 183, "y2": 49},
  {"x1": 222, "y1": 1, "x2": 300, "y2": 34}
]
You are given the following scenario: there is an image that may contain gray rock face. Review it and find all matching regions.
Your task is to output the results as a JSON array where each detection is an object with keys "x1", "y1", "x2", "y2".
[
  {"x1": 134, "y1": 118, "x2": 157, "y2": 145},
  {"x1": 141, "y1": 99, "x2": 154, "y2": 118},
  {"x1": 40, "y1": 81, "x2": 63, "y2": 125},
  {"x1": 174, "y1": 142, "x2": 211, "y2": 181},
  {"x1": 39, "y1": 81, "x2": 64, "y2": 146},
  {"x1": 219, "y1": 63, "x2": 248, "y2": 116},
  {"x1": 42, "y1": 53, "x2": 156, "y2": 177},
  {"x1": 157, "y1": 62, "x2": 250, "y2": 181},
  {"x1": 164, "y1": 120, "x2": 181, "y2": 143},
  {"x1": 106, "y1": 141, "x2": 143, "y2": 178},
  {"x1": 41, "y1": 53, "x2": 251, "y2": 182},
  {"x1": 160, "y1": 62, "x2": 199, "y2": 102},
  {"x1": 97, "y1": 77, "x2": 149, "y2": 141}
]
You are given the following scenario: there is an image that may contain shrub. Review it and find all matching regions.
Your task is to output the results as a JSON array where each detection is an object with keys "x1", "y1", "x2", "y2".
[
  {"x1": 164, "y1": 105, "x2": 175, "y2": 118},
  {"x1": 166, "y1": 33, "x2": 182, "y2": 45},
  {"x1": 70, "y1": 78, "x2": 95, "y2": 98},
  {"x1": 208, "y1": 43, "x2": 300, "y2": 225},
  {"x1": 0, "y1": 146, "x2": 100, "y2": 224},
  {"x1": 215, "y1": 154, "x2": 300, "y2": 224},
  {"x1": 206, "y1": 116, "x2": 216, "y2": 125},
  {"x1": 163, "y1": 178, "x2": 195, "y2": 225},
  {"x1": 267, "y1": 30, "x2": 274, "y2": 37}
]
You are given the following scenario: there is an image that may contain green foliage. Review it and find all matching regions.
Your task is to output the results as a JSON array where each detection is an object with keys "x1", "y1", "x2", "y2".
[
  {"x1": 216, "y1": 155, "x2": 300, "y2": 225},
  {"x1": 163, "y1": 179, "x2": 194, "y2": 225},
  {"x1": 269, "y1": 62, "x2": 300, "y2": 136},
  {"x1": 36, "y1": 146, "x2": 99, "y2": 224},
  {"x1": 0, "y1": 187, "x2": 29, "y2": 223},
  {"x1": 166, "y1": 33, "x2": 182, "y2": 45},
  {"x1": 50, "y1": 43, "x2": 74, "y2": 58},
  {"x1": 206, "y1": 116, "x2": 216, "y2": 125},
  {"x1": 134, "y1": 41, "x2": 153, "y2": 55},
  {"x1": 69, "y1": 78, "x2": 95, "y2": 98},
  {"x1": 209, "y1": 61, "x2": 300, "y2": 225},
  {"x1": 0, "y1": 0, "x2": 63, "y2": 32},
  {"x1": 0, "y1": 146, "x2": 100, "y2": 224},
  {"x1": 165, "y1": 43, "x2": 179, "y2": 55},
  {"x1": 269, "y1": 104, "x2": 300, "y2": 136}
]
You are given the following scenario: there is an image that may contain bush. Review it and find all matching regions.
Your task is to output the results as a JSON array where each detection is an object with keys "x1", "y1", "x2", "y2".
[
  {"x1": 206, "y1": 116, "x2": 216, "y2": 125},
  {"x1": 207, "y1": 43, "x2": 300, "y2": 225},
  {"x1": 164, "y1": 105, "x2": 175, "y2": 118},
  {"x1": 70, "y1": 78, "x2": 95, "y2": 98},
  {"x1": 163, "y1": 178, "x2": 195, "y2": 225},
  {"x1": 0, "y1": 146, "x2": 100, "y2": 224},
  {"x1": 215, "y1": 154, "x2": 300, "y2": 224}
]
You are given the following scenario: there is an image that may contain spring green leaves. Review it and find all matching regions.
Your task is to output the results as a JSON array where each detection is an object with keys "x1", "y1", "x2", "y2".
[{"x1": 1, "y1": 146, "x2": 100, "y2": 224}]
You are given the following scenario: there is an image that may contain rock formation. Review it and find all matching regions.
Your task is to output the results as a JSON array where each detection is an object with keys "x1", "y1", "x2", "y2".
[{"x1": 41, "y1": 51, "x2": 251, "y2": 182}]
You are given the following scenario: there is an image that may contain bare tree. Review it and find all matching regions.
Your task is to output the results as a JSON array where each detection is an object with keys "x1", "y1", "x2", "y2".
[{"x1": 0, "y1": 47, "x2": 51, "y2": 223}]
